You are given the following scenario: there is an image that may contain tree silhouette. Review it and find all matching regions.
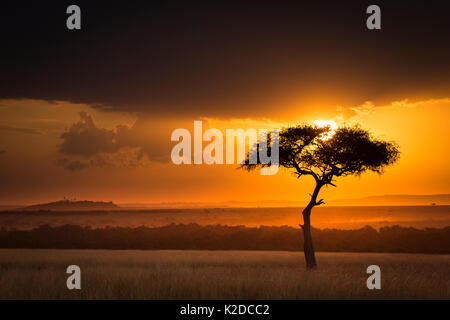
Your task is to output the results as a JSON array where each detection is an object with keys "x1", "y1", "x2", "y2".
[{"x1": 240, "y1": 124, "x2": 400, "y2": 269}]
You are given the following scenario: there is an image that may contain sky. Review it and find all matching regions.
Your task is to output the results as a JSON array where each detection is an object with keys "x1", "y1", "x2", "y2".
[{"x1": 0, "y1": 1, "x2": 449, "y2": 205}]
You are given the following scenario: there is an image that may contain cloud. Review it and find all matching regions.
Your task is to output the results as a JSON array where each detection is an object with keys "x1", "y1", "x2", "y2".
[
  {"x1": 1, "y1": 3, "x2": 449, "y2": 118},
  {"x1": 339, "y1": 98, "x2": 450, "y2": 121},
  {"x1": 58, "y1": 112, "x2": 171, "y2": 170},
  {"x1": 56, "y1": 158, "x2": 89, "y2": 171},
  {"x1": 389, "y1": 98, "x2": 450, "y2": 108},
  {"x1": 0, "y1": 150, "x2": 5, "y2": 155},
  {"x1": 0, "y1": 124, "x2": 41, "y2": 135},
  {"x1": 56, "y1": 148, "x2": 150, "y2": 172},
  {"x1": 59, "y1": 112, "x2": 122, "y2": 156}
]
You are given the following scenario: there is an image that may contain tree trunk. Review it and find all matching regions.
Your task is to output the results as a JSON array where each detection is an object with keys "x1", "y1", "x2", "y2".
[
  {"x1": 301, "y1": 208, "x2": 317, "y2": 269},
  {"x1": 300, "y1": 181, "x2": 322, "y2": 269}
]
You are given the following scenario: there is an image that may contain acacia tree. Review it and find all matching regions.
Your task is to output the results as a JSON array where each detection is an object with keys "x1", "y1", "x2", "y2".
[{"x1": 240, "y1": 124, "x2": 400, "y2": 269}]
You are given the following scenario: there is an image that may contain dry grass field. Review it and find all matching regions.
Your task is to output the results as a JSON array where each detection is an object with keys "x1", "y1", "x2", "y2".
[{"x1": 0, "y1": 249, "x2": 448, "y2": 300}]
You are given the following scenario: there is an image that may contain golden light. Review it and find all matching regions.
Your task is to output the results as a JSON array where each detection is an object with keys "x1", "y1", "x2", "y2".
[{"x1": 313, "y1": 119, "x2": 338, "y2": 140}]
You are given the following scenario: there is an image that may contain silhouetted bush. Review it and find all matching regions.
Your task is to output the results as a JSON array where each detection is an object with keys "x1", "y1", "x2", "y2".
[{"x1": 0, "y1": 224, "x2": 448, "y2": 253}]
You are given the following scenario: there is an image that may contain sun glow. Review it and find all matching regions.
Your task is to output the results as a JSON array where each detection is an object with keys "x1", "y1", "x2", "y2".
[{"x1": 313, "y1": 119, "x2": 338, "y2": 140}]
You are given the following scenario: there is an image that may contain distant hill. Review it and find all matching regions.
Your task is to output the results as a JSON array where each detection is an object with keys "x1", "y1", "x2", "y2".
[
  {"x1": 5, "y1": 194, "x2": 449, "y2": 212},
  {"x1": 19, "y1": 200, "x2": 120, "y2": 211}
]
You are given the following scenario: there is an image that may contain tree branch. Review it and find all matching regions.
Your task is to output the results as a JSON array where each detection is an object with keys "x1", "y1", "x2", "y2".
[
  {"x1": 292, "y1": 160, "x2": 319, "y2": 182},
  {"x1": 315, "y1": 199, "x2": 325, "y2": 206}
]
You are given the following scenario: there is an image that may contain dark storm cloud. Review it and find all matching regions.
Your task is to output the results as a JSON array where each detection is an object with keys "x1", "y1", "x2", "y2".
[
  {"x1": 59, "y1": 112, "x2": 120, "y2": 156},
  {"x1": 59, "y1": 112, "x2": 170, "y2": 169},
  {"x1": 0, "y1": 1, "x2": 449, "y2": 117}
]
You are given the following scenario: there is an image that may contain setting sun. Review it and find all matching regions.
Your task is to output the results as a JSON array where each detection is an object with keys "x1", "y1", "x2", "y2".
[{"x1": 313, "y1": 119, "x2": 338, "y2": 140}]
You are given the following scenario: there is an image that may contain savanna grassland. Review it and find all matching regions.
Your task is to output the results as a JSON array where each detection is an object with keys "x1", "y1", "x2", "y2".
[{"x1": 0, "y1": 249, "x2": 448, "y2": 300}]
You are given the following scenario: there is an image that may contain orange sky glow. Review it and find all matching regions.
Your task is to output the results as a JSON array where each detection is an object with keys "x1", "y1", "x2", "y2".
[{"x1": 0, "y1": 96, "x2": 449, "y2": 205}]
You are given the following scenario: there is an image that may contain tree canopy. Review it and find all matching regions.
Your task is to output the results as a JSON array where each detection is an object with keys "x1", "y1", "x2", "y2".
[{"x1": 241, "y1": 124, "x2": 400, "y2": 188}]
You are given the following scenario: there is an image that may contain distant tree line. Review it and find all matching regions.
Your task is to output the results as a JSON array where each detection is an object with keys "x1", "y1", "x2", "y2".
[{"x1": 0, "y1": 224, "x2": 448, "y2": 253}]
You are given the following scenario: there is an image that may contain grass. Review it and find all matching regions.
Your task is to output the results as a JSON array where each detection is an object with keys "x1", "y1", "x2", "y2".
[{"x1": 0, "y1": 249, "x2": 448, "y2": 299}]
